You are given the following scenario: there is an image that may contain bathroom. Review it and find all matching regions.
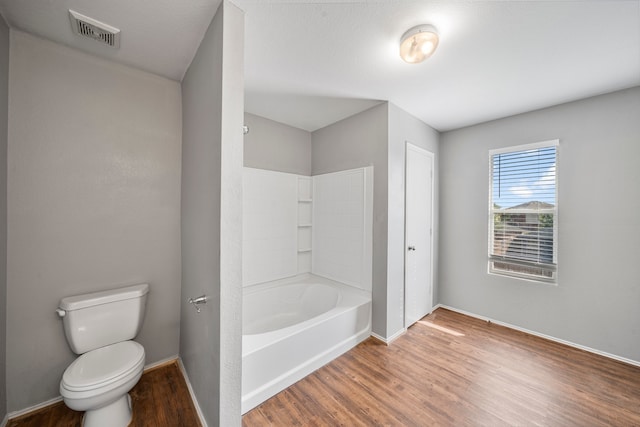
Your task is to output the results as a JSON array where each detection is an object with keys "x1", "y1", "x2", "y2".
[
  {"x1": 0, "y1": 3, "x2": 440, "y2": 425},
  {"x1": 2, "y1": 0, "x2": 637, "y2": 426}
]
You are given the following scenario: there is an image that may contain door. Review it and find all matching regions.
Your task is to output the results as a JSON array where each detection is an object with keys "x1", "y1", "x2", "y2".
[{"x1": 405, "y1": 143, "x2": 434, "y2": 327}]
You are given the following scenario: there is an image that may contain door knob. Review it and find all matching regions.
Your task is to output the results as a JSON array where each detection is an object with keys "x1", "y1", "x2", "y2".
[{"x1": 408, "y1": 246, "x2": 416, "y2": 251}]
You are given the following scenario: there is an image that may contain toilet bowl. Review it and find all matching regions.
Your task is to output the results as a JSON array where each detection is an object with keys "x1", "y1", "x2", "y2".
[
  {"x1": 57, "y1": 283, "x2": 149, "y2": 427},
  {"x1": 60, "y1": 341, "x2": 145, "y2": 426}
]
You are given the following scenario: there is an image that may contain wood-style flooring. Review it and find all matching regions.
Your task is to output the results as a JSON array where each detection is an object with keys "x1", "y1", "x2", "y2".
[
  {"x1": 7, "y1": 360, "x2": 201, "y2": 427},
  {"x1": 243, "y1": 308, "x2": 640, "y2": 426},
  {"x1": 9, "y1": 309, "x2": 640, "y2": 426}
]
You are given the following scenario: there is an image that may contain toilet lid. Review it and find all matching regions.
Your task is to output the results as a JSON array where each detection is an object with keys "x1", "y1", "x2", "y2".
[{"x1": 62, "y1": 341, "x2": 145, "y2": 392}]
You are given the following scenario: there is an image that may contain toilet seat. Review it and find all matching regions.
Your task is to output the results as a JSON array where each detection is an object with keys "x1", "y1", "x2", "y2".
[{"x1": 61, "y1": 341, "x2": 145, "y2": 393}]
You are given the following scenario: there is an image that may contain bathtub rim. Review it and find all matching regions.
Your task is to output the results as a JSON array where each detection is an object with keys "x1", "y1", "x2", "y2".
[
  {"x1": 241, "y1": 273, "x2": 372, "y2": 414},
  {"x1": 241, "y1": 319, "x2": 371, "y2": 414},
  {"x1": 243, "y1": 272, "x2": 366, "y2": 295},
  {"x1": 242, "y1": 273, "x2": 372, "y2": 358},
  {"x1": 243, "y1": 280, "x2": 342, "y2": 336}
]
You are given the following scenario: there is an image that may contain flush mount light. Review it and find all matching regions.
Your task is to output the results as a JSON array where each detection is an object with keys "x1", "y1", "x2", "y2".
[{"x1": 399, "y1": 24, "x2": 439, "y2": 64}]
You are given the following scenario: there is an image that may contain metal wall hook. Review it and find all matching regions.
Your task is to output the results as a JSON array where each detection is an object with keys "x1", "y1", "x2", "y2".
[{"x1": 188, "y1": 295, "x2": 208, "y2": 313}]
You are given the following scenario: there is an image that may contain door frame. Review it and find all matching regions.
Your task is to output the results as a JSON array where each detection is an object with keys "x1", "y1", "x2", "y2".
[{"x1": 404, "y1": 142, "x2": 435, "y2": 328}]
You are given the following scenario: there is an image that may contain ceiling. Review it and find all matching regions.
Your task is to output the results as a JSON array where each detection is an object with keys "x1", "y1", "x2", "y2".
[{"x1": 0, "y1": 0, "x2": 638, "y2": 132}]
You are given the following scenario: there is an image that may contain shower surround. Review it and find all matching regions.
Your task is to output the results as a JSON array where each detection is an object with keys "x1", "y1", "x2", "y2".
[{"x1": 241, "y1": 166, "x2": 373, "y2": 412}]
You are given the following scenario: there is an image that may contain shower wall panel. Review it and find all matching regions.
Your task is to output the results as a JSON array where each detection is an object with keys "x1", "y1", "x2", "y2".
[
  {"x1": 243, "y1": 168, "x2": 298, "y2": 286},
  {"x1": 312, "y1": 167, "x2": 373, "y2": 292}
]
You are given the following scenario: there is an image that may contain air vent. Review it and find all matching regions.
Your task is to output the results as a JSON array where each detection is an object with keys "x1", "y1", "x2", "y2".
[{"x1": 69, "y1": 10, "x2": 120, "y2": 48}]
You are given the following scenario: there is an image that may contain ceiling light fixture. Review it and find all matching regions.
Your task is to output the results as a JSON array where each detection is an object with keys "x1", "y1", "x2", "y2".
[{"x1": 399, "y1": 24, "x2": 439, "y2": 64}]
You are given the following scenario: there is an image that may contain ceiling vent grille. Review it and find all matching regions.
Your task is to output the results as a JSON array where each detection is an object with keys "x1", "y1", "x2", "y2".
[{"x1": 69, "y1": 10, "x2": 120, "y2": 48}]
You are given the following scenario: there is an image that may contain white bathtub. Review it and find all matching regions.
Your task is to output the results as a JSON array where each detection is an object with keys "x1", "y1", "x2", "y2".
[{"x1": 241, "y1": 274, "x2": 371, "y2": 413}]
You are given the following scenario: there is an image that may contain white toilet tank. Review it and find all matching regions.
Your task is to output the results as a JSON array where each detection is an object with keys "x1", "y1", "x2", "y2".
[{"x1": 58, "y1": 283, "x2": 149, "y2": 354}]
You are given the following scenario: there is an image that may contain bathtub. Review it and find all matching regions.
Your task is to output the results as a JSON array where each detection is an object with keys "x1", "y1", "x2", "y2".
[{"x1": 241, "y1": 274, "x2": 371, "y2": 413}]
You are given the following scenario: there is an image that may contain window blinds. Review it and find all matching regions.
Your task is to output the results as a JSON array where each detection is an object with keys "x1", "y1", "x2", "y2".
[{"x1": 489, "y1": 141, "x2": 558, "y2": 281}]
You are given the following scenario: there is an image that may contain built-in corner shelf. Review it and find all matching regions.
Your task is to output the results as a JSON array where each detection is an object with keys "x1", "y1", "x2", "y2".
[{"x1": 297, "y1": 177, "x2": 312, "y2": 274}]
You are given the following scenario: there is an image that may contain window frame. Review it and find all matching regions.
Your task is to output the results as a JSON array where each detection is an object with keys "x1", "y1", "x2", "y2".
[{"x1": 488, "y1": 139, "x2": 559, "y2": 284}]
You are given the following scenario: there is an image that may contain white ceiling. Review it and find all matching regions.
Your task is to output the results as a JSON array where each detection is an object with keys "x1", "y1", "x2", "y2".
[
  {"x1": 0, "y1": 0, "x2": 223, "y2": 81},
  {"x1": 0, "y1": 0, "x2": 638, "y2": 132}
]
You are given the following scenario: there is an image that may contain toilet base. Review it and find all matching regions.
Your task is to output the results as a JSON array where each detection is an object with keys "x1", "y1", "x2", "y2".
[{"x1": 82, "y1": 393, "x2": 132, "y2": 427}]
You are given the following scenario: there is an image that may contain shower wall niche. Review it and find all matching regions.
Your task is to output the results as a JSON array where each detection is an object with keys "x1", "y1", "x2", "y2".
[{"x1": 297, "y1": 176, "x2": 313, "y2": 274}]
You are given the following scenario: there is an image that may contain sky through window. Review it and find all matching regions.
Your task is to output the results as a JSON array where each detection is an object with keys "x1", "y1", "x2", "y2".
[{"x1": 492, "y1": 146, "x2": 556, "y2": 209}]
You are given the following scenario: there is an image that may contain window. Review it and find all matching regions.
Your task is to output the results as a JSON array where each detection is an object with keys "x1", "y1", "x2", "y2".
[{"x1": 489, "y1": 140, "x2": 558, "y2": 282}]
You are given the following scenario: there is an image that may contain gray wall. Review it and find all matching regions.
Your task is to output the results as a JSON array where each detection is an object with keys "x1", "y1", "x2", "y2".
[
  {"x1": 6, "y1": 31, "x2": 182, "y2": 411},
  {"x1": 439, "y1": 86, "x2": 640, "y2": 363},
  {"x1": 180, "y1": 2, "x2": 244, "y2": 425},
  {"x1": 0, "y1": 15, "x2": 8, "y2": 422},
  {"x1": 244, "y1": 113, "x2": 311, "y2": 175},
  {"x1": 387, "y1": 103, "x2": 440, "y2": 336}
]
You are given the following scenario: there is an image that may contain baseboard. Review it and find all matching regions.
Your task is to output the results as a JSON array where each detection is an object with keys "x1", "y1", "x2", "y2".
[
  {"x1": 371, "y1": 327, "x2": 406, "y2": 345},
  {"x1": 177, "y1": 357, "x2": 208, "y2": 427},
  {"x1": 436, "y1": 304, "x2": 640, "y2": 368},
  {"x1": 144, "y1": 355, "x2": 180, "y2": 372},
  {"x1": 5, "y1": 356, "x2": 198, "y2": 425},
  {"x1": 5, "y1": 395, "x2": 63, "y2": 421}
]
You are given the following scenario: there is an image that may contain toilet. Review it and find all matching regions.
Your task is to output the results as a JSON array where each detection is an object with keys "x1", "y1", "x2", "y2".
[{"x1": 56, "y1": 283, "x2": 149, "y2": 427}]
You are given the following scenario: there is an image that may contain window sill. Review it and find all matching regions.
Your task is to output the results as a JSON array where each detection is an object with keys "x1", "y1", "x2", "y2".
[{"x1": 488, "y1": 269, "x2": 558, "y2": 286}]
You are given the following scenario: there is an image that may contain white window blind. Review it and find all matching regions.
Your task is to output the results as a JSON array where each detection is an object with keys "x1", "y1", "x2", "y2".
[{"x1": 489, "y1": 140, "x2": 558, "y2": 282}]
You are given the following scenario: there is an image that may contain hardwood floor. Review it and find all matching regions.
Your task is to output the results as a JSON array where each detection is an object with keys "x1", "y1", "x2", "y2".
[
  {"x1": 243, "y1": 308, "x2": 640, "y2": 426},
  {"x1": 7, "y1": 360, "x2": 201, "y2": 427},
  {"x1": 8, "y1": 310, "x2": 640, "y2": 426}
]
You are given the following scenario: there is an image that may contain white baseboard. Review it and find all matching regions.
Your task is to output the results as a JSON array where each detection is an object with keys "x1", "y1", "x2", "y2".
[
  {"x1": 435, "y1": 304, "x2": 640, "y2": 368},
  {"x1": 5, "y1": 355, "x2": 202, "y2": 425},
  {"x1": 5, "y1": 395, "x2": 63, "y2": 421},
  {"x1": 371, "y1": 327, "x2": 406, "y2": 345},
  {"x1": 144, "y1": 354, "x2": 179, "y2": 372},
  {"x1": 177, "y1": 357, "x2": 208, "y2": 427}
]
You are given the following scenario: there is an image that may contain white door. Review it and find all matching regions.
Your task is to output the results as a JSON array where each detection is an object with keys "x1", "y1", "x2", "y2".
[{"x1": 405, "y1": 143, "x2": 434, "y2": 327}]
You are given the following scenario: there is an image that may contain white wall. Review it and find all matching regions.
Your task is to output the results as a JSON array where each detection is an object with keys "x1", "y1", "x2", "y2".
[
  {"x1": 6, "y1": 31, "x2": 182, "y2": 411},
  {"x1": 244, "y1": 113, "x2": 311, "y2": 175},
  {"x1": 243, "y1": 166, "x2": 373, "y2": 290},
  {"x1": 312, "y1": 167, "x2": 373, "y2": 292},
  {"x1": 439, "y1": 87, "x2": 640, "y2": 363},
  {"x1": 180, "y1": 1, "x2": 244, "y2": 425},
  {"x1": 243, "y1": 168, "x2": 298, "y2": 286},
  {"x1": 0, "y1": 14, "x2": 8, "y2": 422}
]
